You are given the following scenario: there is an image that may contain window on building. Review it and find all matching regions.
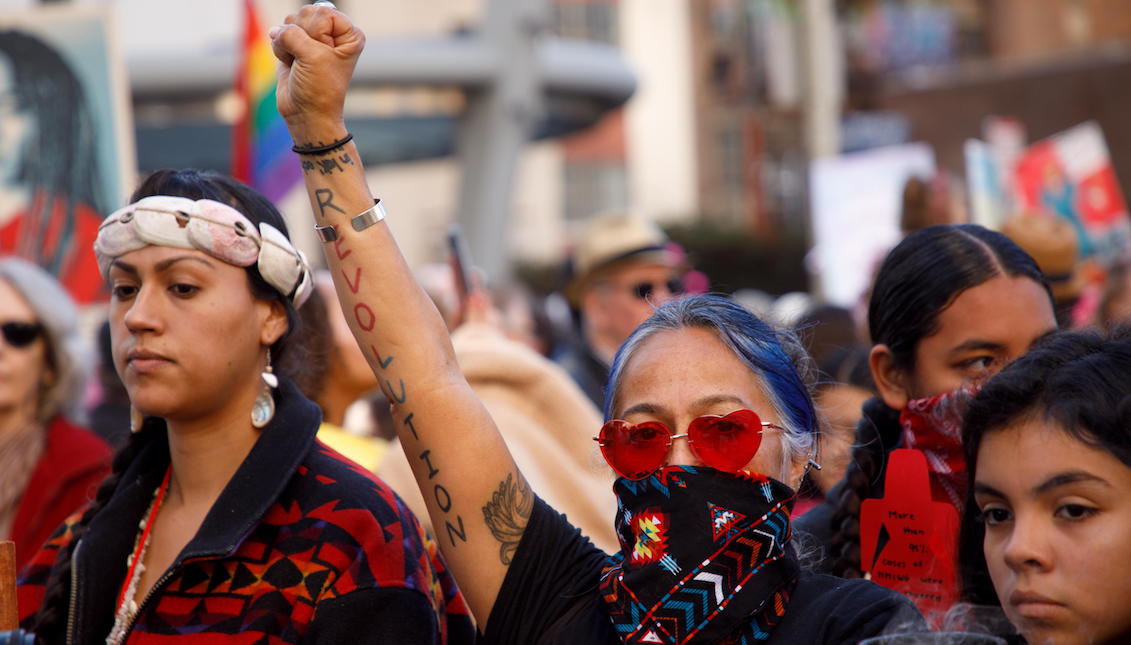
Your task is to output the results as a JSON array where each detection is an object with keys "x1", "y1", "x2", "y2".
[
  {"x1": 564, "y1": 161, "x2": 628, "y2": 220},
  {"x1": 552, "y1": 1, "x2": 619, "y2": 45}
]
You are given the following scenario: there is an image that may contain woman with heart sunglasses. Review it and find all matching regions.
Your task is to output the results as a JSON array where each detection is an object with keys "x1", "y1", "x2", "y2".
[
  {"x1": 0, "y1": 258, "x2": 111, "y2": 573},
  {"x1": 263, "y1": 8, "x2": 923, "y2": 643}
]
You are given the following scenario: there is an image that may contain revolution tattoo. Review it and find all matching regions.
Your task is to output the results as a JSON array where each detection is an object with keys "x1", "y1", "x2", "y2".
[
  {"x1": 314, "y1": 188, "x2": 345, "y2": 218},
  {"x1": 328, "y1": 233, "x2": 469, "y2": 547}
]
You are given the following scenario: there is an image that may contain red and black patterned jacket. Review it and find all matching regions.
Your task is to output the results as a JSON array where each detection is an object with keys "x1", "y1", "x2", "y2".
[{"x1": 18, "y1": 379, "x2": 475, "y2": 644}]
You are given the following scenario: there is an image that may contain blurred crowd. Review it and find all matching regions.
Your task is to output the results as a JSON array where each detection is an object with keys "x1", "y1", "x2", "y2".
[
  {"x1": 5, "y1": 173, "x2": 1131, "y2": 640},
  {"x1": 5, "y1": 4, "x2": 1131, "y2": 643}
]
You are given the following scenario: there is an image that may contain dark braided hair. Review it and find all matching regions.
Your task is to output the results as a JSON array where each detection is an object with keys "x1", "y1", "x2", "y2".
[
  {"x1": 825, "y1": 224, "x2": 1050, "y2": 578},
  {"x1": 959, "y1": 326, "x2": 1131, "y2": 605},
  {"x1": 29, "y1": 424, "x2": 159, "y2": 642}
]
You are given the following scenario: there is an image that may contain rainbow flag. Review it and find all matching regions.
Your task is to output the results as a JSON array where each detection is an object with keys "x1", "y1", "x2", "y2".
[{"x1": 232, "y1": 0, "x2": 301, "y2": 202}]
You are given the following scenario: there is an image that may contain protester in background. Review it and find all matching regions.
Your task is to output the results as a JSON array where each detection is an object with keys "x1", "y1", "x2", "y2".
[
  {"x1": 791, "y1": 305, "x2": 873, "y2": 516},
  {"x1": 269, "y1": 9, "x2": 922, "y2": 641},
  {"x1": 18, "y1": 170, "x2": 473, "y2": 644},
  {"x1": 899, "y1": 174, "x2": 959, "y2": 236},
  {"x1": 798, "y1": 303, "x2": 864, "y2": 369},
  {"x1": 0, "y1": 257, "x2": 109, "y2": 570},
  {"x1": 417, "y1": 263, "x2": 558, "y2": 358},
  {"x1": 488, "y1": 282, "x2": 556, "y2": 357},
  {"x1": 87, "y1": 320, "x2": 131, "y2": 451},
  {"x1": 798, "y1": 346, "x2": 875, "y2": 516},
  {"x1": 961, "y1": 328, "x2": 1131, "y2": 645},
  {"x1": 293, "y1": 271, "x2": 388, "y2": 470},
  {"x1": 1097, "y1": 261, "x2": 1131, "y2": 329},
  {"x1": 1001, "y1": 213, "x2": 1086, "y2": 328},
  {"x1": 555, "y1": 211, "x2": 685, "y2": 408},
  {"x1": 796, "y1": 225, "x2": 1057, "y2": 587}
]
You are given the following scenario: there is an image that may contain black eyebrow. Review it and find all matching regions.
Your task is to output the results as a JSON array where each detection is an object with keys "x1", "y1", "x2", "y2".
[
  {"x1": 109, "y1": 259, "x2": 138, "y2": 275},
  {"x1": 974, "y1": 471, "x2": 1112, "y2": 499},
  {"x1": 1034, "y1": 471, "x2": 1111, "y2": 495},
  {"x1": 155, "y1": 256, "x2": 215, "y2": 272},
  {"x1": 109, "y1": 255, "x2": 215, "y2": 275},
  {"x1": 973, "y1": 481, "x2": 1006, "y2": 499},
  {"x1": 947, "y1": 339, "x2": 1007, "y2": 356}
]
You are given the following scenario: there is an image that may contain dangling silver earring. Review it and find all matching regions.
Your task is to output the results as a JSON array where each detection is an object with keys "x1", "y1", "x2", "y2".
[
  {"x1": 251, "y1": 352, "x2": 278, "y2": 429},
  {"x1": 130, "y1": 406, "x2": 144, "y2": 433}
]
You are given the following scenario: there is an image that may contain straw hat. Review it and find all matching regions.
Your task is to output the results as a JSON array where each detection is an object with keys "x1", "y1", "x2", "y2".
[
  {"x1": 563, "y1": 211, "x2": 677, "y2": 305},
  {"x1": 1001, "y1": 213, "x2": 1085, "y2": 302}
]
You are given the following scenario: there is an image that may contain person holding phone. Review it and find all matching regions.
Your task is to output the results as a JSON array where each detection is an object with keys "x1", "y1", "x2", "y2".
[{"x1": 270, "y1": 6, "x2": 921, "y2": 642}]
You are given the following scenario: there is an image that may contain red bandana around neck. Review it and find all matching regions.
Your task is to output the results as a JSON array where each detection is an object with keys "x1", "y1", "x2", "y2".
[{"x1": 898, "y1": 385, "x2": 978, "y2": 508}]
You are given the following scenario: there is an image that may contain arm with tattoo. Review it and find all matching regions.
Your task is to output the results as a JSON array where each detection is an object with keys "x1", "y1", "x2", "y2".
[
  {"x1": 271, "y1": 6, "x2": 533, "y2": 627},
  {"x1": 483, "y1": 474, "x2": 534, "y2": 565}
]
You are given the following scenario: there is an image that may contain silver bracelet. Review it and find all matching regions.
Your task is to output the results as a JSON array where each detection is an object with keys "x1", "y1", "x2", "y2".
[{"x1": 315, "y1": 199, "x2": 387, "y2": 243}]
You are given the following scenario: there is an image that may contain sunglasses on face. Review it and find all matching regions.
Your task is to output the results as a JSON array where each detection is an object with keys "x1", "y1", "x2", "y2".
[
  {"x1": 1, "y1": 321, "x2": 44, "y2": 349},
  {"x1": 594, "y1": 409, "x2": 782, "y2": 480},
  {"x1": 631, "y1": 278, "x2": 684, "y2": 301}
]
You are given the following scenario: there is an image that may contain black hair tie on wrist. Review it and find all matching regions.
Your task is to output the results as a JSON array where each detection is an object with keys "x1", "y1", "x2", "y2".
[{"x1": 292, "y1": 133, "x2": 354, "y2": 156}]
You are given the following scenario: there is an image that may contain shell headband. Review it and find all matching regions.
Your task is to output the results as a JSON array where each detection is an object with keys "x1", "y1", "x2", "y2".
[{"x1": 94, "y1": 195, "x2": 312, "y2": 308}]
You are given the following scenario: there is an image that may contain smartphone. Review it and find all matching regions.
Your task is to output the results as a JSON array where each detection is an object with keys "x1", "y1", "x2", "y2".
[{"x1": 448, "y1": 223, "x2": 474, "y2": 315}]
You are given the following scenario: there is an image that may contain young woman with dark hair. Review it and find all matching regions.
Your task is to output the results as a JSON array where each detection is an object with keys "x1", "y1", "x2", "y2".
[
  {"x1": 16, "y1": 168, "x2": 473, "y2": 644},
  {"x1": 268, "y1": 6, "x2": 922, "y2": 643},
  {"x1": 961, "y1": 327, "x2": 1131, "y2": 645},
  {"x1": 796, "y1": 225, "x2": 1057, "y2": 585}
]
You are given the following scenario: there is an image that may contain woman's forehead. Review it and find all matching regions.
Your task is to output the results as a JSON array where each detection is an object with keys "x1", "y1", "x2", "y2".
[
  {"x1": 616, "y1": 328, "x2": 775, "y2": 417},
  {"x1": 112, "y1": 245, "x2": 224, "y2": 273}
]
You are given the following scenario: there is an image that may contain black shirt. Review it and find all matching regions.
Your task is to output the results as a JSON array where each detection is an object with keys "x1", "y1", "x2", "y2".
[{"x1": 484, "y1": 497, "x2": 924, "y2": 645}]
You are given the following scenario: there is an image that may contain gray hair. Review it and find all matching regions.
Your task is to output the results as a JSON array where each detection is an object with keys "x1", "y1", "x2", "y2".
[
  {"x1": 0, "y1": 257, "x2": 92, "y2": 424},
  {"x1": 605, "y1": 295, "x2": 819, "y2": 485}
]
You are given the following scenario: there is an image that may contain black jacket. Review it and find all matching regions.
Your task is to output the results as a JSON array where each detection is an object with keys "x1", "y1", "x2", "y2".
[{"x1": 20, "y1": 379, "x2": 475, "y2": 644}]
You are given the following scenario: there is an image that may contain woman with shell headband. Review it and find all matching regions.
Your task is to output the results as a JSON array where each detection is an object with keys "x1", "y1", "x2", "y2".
[{"x1": 14, "y1": 168, "x2": 474, "y2": 644}]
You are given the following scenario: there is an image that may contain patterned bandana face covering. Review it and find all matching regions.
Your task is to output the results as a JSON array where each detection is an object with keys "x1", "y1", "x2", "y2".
[
  {"x1": 93, "y1": 195, "x2": 312, "y2": 308},
  {"x1": 600, "y1": 466, "x2": 799, "y2": 644},
  {"x1": 899, "y1": 385, "x2": 980, "y2": 508}
]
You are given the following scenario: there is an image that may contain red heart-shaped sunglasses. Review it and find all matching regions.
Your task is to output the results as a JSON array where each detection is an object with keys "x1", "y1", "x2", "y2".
[{"x1": 593, "y1": 409, "x2": 783, "y2": 480}]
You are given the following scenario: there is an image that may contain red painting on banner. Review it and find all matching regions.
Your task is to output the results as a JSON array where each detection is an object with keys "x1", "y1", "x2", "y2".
[
  {"x1": 861, "y1": 449, "x2": 959, "y2": 628},
  {"x1": 1012, "y1": 121, "x2": 1131, "y2": 266}
]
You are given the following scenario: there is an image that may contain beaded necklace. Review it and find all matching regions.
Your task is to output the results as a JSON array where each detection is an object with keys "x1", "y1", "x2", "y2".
[{"x1": 105, "y1": 467, "x2": 171, "y2": 645}]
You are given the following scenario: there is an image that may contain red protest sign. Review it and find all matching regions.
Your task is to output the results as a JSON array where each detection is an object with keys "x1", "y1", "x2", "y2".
[{"x1": 860, "y1": 449, "x2": 959, "y2": 626}]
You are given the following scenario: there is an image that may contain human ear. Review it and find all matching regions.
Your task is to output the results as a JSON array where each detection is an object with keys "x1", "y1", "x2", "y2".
[
  {"x1": 869, "y1": 344, "x2": 910, "y2": 411},
  {"x1": 787, "y1": 449, "x2": 808, "y2": 491},
  {"x1": 259, "y1": 299, "x2": 289, "y2": 347}
]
